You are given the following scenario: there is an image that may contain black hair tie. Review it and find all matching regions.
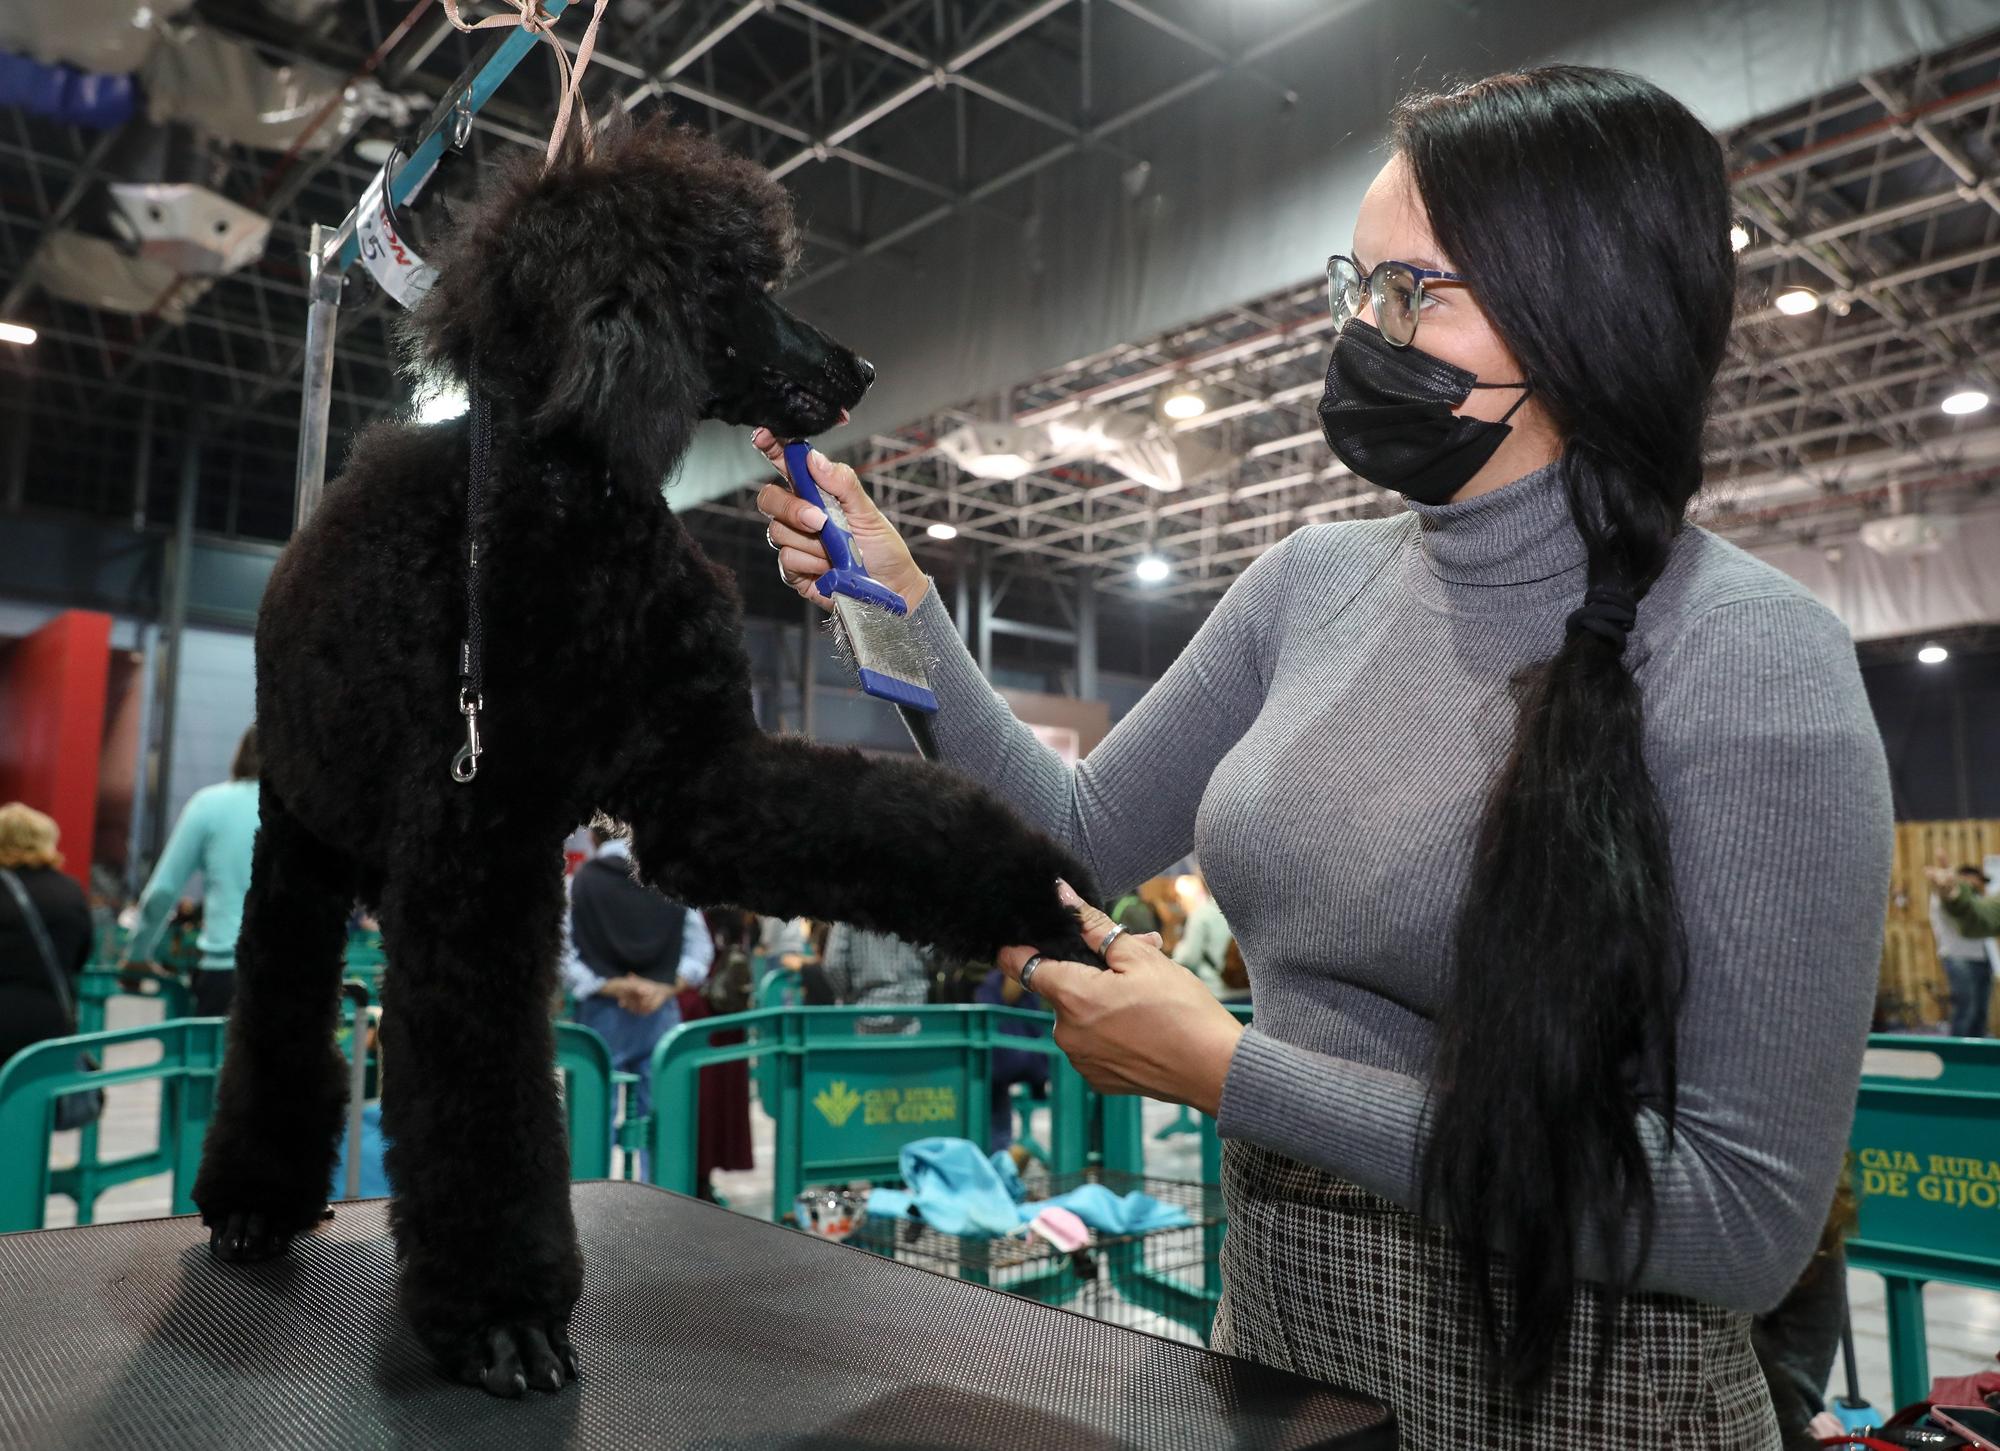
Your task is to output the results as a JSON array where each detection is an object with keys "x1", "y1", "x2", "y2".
[{"x1": 1566, "y1": 585, "x2": 1639, "y2": 651}]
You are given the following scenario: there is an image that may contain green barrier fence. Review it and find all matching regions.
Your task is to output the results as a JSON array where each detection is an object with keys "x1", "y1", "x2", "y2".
[
  {"x1": 649, "y1": 1003, "x2": 1084, "y2": 1217},
  {"x1": 0, "y1": 1017, "x2": 618, "y2": 1233},
  {"x1": 556, "y1": 1021, "x2": 614, "y2": 1181},
  {"x1": 750, "y1": 966, "x2": 803, "y2": 1112},
  {"x1": 1848, "y1": 1034, "x2": 2000, "y2": 1410},
  {"x1": 0, "y1": 1018, "x2": 226, "y2": 1232},
  {"x1": 74, "y1": 969, "x2": 195, "y2": 1036}
]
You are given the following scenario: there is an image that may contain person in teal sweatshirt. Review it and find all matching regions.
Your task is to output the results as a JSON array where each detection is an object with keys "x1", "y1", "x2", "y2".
[{"x1": 124, "y1": 726, "x2": 262, "y2": 1016}]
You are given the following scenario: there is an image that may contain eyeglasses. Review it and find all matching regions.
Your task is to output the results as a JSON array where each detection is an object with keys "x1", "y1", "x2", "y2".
[{"x1": 1326, "y1": 254, "x2": 1467, "y2": 348}]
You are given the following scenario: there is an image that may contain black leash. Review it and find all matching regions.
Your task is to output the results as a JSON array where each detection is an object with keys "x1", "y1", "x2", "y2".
[{"x1": 451, "y1": 364, "x2": 489, "y2": 784}]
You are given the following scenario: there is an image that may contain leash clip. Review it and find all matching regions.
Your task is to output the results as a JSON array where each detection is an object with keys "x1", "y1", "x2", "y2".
[{"x1": 451, "y1": 688, "x2": 484, "y2": 783}]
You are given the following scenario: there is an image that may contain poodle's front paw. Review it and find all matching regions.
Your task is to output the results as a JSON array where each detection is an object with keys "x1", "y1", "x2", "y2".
[
  {"x1": 452, "y1": 1323, "x2": 579, "y2": 1399},
  {"x1": 204, "y1": 1208, "x2": 307, "y2": 1263},
  {"x1": 402, "y1": 1240, "x2": 584, "y2": 1398}
]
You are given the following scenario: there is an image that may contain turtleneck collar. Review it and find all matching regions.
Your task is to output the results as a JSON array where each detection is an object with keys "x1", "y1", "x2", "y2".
[{"x1": 1401, "y1": 457, "x2": 1587, "y2": 589}]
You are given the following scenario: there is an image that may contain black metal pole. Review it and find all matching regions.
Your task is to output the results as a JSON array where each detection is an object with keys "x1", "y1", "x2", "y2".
[{"x1": 146, "y1": 425, "x2": 200, "y2": 862}]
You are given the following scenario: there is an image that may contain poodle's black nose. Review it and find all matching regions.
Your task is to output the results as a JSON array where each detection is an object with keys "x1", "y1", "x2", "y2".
[{"x1": 855, "y1": 356, "x2": 876, "y2": 388}]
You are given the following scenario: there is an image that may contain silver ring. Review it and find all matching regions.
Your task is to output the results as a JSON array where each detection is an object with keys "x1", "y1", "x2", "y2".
[
  {"x1": 1099, "y1": 924, "x2": 1127, "y2": 955},
  {"x1": 1019, "y1": 954, "x2": 1044, "y2": 991},
  {"x1": 779, "y1": 559, "x2": 800, "y2": 587},
  {"x1": 765, "y1": 528, "x2": 781, "y2": 551}
]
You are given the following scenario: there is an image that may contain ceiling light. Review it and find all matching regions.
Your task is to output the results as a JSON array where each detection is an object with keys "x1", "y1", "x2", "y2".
[
  {"x1": 1135, "y1": 555, "x2": 1170, "y2": 584},
  {"x1": 417, "y1": 387, "x2": 468, "y2": 423},
  {"x1": 0, "y1": 321, "x2": 36, "y2": 346},
  {"x1": 1159, "y1": 383, "x2": 1205, "y2": 421},
  {"x1": 1918, "y1": 643, "x2": 1949, "y2": 666},
  {"x1": 1729, "y1": 222, "x2": 1750, "y2": 253},
  {"x1": 355, "y1": 138, "x2": 397, "y2": 166},
  {"x1": 1774, "y1": 285, "x2": 1820, "y2": 316},
  {"x1": 925, "y1": 522, "x2": 959, "y2": 541},
  {"x1": 1941, "y1": 388, "x2": 1990, "y2": 417}
]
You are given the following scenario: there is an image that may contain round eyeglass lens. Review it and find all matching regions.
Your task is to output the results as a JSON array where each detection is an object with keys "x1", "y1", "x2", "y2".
[
  {"x1": 1327, "y1": 256, "x2": 1364, "y2": 328},
  {"x1": 1373, "y1": 263, "x2": 1421, "y2": 346}
]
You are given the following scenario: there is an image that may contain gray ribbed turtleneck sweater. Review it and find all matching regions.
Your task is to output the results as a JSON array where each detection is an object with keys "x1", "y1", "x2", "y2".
[{"x1": 904, "y1": 460, "x2": 1892, "y2": 1313}]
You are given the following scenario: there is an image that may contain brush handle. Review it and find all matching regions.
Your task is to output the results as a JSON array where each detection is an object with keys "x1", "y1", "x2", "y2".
[{"x1": 782, "y1": 441, "x2": 908, "y2": 617}]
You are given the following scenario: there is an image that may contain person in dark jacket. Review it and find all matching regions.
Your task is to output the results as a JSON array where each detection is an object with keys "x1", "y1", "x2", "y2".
[
  {"x1": 974, "y1": 966, "x2": 1051, "y2": 1155},
  {"x1": 559, "y1": 822, "x2": 712, "y2": 1147},
  {"x1": 0, "y1": 803, "x2": 94, "y2": 1071}
]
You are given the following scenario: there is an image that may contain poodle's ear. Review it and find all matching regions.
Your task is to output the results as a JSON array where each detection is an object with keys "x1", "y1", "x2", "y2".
[
  {"x1": 403, "y1": 125, "x2": 708, "y2": 487},
  {"x1": 537, "y1": 272, "x2": 704, "y2": 487}
]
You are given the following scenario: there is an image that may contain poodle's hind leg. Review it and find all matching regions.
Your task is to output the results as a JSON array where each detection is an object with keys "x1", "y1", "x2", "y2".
[
  {"x1": 622, "y1": 732, "x2": 1101, "y2": 966},
  {"x1": 191, "y1": 790, "x2": 357, "y2": 1261},
  {"x1": 377, "y1": 850, "x2": 581, "y2": 1399}
]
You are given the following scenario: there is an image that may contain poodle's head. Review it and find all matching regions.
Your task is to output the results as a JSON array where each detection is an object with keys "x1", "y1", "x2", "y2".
[{"x1": 409, "y1": 118, "x2": 873, "y2": 487}]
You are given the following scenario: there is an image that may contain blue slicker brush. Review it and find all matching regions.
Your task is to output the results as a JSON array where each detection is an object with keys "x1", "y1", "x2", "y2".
[{"x1": 783, "y1": 441, "x2": 939, "y2": 714}]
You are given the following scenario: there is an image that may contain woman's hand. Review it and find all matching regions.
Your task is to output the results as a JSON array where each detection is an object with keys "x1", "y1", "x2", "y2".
[
  {"x1": 999, "y1": 881, "x2": 1246, "y2": 1116},
  {"x1": 749, "y1": 429, "x2": 929, "y2": 612}
]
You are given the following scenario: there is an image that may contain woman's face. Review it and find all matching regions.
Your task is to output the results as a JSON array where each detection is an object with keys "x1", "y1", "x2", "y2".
[{"x1": 1347, "y1": 155, "x2": 1562, "y2": 500}]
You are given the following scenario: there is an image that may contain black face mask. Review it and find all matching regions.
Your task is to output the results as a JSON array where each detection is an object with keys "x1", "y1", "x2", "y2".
[{"x1": 1316, "y1": 319, "x2": 1531, "y2": 506}]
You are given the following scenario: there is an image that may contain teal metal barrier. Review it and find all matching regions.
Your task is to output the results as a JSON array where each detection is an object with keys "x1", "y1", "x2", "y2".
[
  {"x1": 0, "y1": 1018, "x2": 226, "y2": 1232},
  {"x1": 555, "y1": 1021, "x2": 614, "y2": 1182},
  {"x1": 0, "y1": 1018, "x2": 616, "y2": 1233},
  {"x1": 649, "y1": 1004, "x2": 1084, "y2": 1217},
  {"x1": 1088, "y1": 1004, "x2": 1250, "y2": 1334},
  {"x1": 750, "y1": 968, "x2": 803, "y2": 1111},
  {"x1": 73, "y1": 969, "x2": 195, "y2": 1035},
  {"x1": 1848, "y1": 1034, "x2": 2000, "y2": 1410}
]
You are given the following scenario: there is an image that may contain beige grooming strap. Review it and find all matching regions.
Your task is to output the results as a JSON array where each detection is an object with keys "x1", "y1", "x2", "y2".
[{"x1": 440, "y1": 0, "x2": 614, "y2": 166}]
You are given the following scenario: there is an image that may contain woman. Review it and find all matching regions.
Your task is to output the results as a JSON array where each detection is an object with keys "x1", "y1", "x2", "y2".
[
  {"x1": 755, "y1": 67, "x2": 1890, "y2": 1445},
  {"x1": 0, "y1": 803, "x2": 94, "y2": 1071}
]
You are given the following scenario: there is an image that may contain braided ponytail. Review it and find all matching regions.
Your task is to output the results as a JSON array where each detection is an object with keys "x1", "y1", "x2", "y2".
[{"x1": 1393, "y1": 67, "x2": 1736, "y2": 1395}]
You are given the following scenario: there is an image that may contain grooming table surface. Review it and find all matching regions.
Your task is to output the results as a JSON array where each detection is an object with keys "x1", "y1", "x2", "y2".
[{"x1": 0, "y1": 1180, "x2": 1394, "y2": 1450}]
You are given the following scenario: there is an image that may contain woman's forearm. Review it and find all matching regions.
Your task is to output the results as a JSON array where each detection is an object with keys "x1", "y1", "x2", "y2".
[{"x1": 898, "y1": 541, "x2": 1294, "y2": 896}]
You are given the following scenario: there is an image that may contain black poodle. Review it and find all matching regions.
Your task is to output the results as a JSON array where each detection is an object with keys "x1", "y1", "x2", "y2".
[{"x1": 190, "y1": 118, "x2": 1099, "y2": 1398}]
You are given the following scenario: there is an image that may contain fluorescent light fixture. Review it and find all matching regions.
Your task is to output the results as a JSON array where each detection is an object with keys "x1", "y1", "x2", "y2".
[
  {"x1": 417, "y1": 387, "x2": 468, "y2": 423},
  {"x1": 0, "y1": 321, "x2": 37, "y2": 346},
  {"x1": 1134, "y1": 555, "x2": 1170, "y2": 584},
  {"x1": 1159, "y1": 383, "x2": 1205, "y2": 421},
  {"x1": 1941, "y1": 388, "x2": 1989, "y2": 417},
  {"x1": 1918, "y1": 643, "x2": 1949, "y2": 666},
  {"x1": 1729, "y1": 222, "x2": 1750, "y2": 253},
  {"x1": 1774, "y1": 286, "x2": 1820, "y2": 316},
  {"x1": 925, "y1": 522, "x2": 959, "y2": 541}
]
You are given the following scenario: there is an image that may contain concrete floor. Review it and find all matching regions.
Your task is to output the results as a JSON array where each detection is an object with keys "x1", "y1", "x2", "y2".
[{"x1": 38, "y1": 996, "x2": 2000, "y2": 1412}]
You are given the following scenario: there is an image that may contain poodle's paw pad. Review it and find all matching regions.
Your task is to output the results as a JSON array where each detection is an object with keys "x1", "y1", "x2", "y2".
[
  {"x1": 456, "y1": 1324, "x2": 578, "y2": 1399},
  {"x1": 205, "y1": 1210, "x2": 301, "y2": 1263}
]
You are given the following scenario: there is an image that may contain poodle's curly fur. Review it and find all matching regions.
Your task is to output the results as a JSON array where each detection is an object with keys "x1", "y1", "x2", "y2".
[{"x1": 190, "y1": 118, "x2": 1100, "y2": 1398}]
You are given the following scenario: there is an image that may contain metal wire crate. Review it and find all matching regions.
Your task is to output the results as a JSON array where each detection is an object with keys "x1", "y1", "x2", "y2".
[{"x1": 849, "y1": 1170, "x2": 1228, "y2": 1344}]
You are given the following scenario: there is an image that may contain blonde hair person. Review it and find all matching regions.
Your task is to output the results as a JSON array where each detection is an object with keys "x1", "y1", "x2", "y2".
[
  {"x1": 0, "y1": 802, "x2": 65, "y2": 872},
  {"x1": 1, "y1": 801, "x2": 95, "y2": 1073}
]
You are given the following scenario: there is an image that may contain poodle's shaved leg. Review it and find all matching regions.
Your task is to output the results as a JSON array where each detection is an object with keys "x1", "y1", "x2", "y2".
[
  {"x1": 621, "y1": 732, "x2": 1102, "y2": 966},
  {"x1": 377, "y1": 851, "x2": 582, "y2": 1399},
  {"x1": 193, "y1": 791, "x2": 357, "y2": 1262}
]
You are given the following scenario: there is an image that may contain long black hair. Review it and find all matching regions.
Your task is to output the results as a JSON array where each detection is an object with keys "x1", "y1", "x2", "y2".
[{"x1": 1394, "y1": 66, "x2": 1736, "y2": 1393}]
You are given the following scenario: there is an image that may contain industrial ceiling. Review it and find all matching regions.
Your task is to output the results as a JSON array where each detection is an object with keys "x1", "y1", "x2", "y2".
[{"x1": 2, "y1": 2, "x2": 1997, "y2": 631}]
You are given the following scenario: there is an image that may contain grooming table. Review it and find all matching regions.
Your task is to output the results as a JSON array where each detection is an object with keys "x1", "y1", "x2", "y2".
[{"x1": 0, "y1": 1180, "x2": 1395, "y2": 1450}]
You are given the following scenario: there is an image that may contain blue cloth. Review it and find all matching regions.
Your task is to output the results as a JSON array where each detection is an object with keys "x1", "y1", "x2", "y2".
[
  {"x1": 330, "y1": 1103, "x2": 391, "y2": 1200},
  {"x1": 865, "y1": 1137, "x2": 1190, "y2": 1237}
]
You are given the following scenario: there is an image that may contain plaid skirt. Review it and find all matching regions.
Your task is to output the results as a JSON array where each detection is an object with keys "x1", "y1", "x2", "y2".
[{"x1": 1211, "y1": 1143, "x2": 1780, "y2": 1449}]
